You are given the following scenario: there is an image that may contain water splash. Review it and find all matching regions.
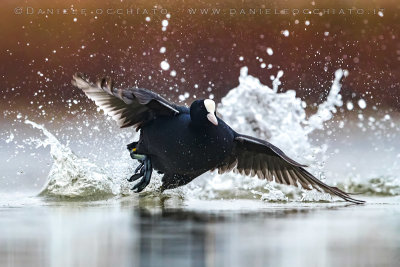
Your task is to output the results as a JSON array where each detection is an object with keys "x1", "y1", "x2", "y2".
[
  {"x1": 218, "y1": 67, "x2": 345, "y2": 166},
  {"x1": 25, "y1": 120, "x2": 128, "y2": 199}
]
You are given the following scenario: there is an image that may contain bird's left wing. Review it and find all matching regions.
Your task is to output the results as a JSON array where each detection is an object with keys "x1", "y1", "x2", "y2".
[
  {"x1": 72, "y1": 73, "x2": 184, "y2": 129},
  {"x1": 217, "y1": 134, "x2": 365, "y2": 204}
]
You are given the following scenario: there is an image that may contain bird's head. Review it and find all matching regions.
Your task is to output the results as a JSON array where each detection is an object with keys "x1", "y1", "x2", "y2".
[{"x1": 190, "y1": 99, "x2": 218, "y2": 126}]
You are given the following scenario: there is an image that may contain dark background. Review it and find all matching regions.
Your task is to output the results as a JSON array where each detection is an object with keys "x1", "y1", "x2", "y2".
[{"x1": 1, "y1": 0, "x2": 399, "y2": 119}]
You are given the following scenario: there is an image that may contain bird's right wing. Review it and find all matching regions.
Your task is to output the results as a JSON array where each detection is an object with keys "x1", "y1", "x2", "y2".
[
  {"x1": 217, "y1": 134, "x2": 365, "y2": 204},
  {"x1": 72, "y1": 73, "x2": 184, "y2": 129}
]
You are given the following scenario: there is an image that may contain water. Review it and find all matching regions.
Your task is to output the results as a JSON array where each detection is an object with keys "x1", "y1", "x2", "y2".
[
  {"x1": 1, "y1": 68, "x2": 400, "y2": 266},
  {"x1": 1, "y1": 196, "x2": 399, "y2": 266}
]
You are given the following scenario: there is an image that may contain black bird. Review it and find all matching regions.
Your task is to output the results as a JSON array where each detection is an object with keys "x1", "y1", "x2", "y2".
[{"x1": 72, "y1": 73, "x2": 364, "y2": 204}]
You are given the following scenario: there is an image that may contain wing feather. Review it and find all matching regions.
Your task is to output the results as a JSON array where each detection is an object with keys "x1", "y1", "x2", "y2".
[
  {"x1": 217, "y1": 133, "x2": 365, "y2": 204},
  {"x1": 72, "y1": 73, "x2": 182, "y2": 129}
]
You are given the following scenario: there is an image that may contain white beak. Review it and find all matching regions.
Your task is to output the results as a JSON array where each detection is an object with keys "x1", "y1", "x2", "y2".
[{"x1": 207, "y1": 113, "x2": 218, "y2": 126}]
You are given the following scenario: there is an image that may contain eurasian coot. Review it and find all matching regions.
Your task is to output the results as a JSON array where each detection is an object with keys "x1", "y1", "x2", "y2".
[{"x1": 72, "y1": 73, "x2": 364, "y2": 204}]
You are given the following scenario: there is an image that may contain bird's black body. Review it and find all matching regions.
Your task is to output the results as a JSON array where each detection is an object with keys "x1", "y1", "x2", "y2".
[
  {"x1": 72, "y1": 73, "x2": 365, "y2": 204},
  {"x1": 137, "y1": 109, "x2": 235, "y2": 189}
]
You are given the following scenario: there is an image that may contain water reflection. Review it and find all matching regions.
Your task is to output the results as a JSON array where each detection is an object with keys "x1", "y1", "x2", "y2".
[
  {"x1": 136, "y1": 209, "x2": 209, "y2": 267},
  {"x1": 0, "y1": 197, "x2": 400, "y2": 267}
]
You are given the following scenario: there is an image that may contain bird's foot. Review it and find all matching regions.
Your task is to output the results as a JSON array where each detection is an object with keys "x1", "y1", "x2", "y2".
[
  {"x1": 128, "y1": 155, "x2": 152, "y2": 192},
  {"x1": 127, "y1": 161, "x2": 144, "y2": 182}
]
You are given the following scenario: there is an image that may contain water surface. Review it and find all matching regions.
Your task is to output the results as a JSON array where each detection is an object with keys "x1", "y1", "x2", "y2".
[{"x1": 0, "y1": 195, "x2": 399, "y2": 267}]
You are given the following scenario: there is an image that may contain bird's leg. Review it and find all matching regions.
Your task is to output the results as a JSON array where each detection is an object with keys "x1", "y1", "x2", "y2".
[
  {"x1": 127, "y1": 141, "x2": 144, "y2": 181},
  {"x1": 127, "y1": 142, "x2": 153, "y2": 192},
  {"x1": 127, "y1": 142, "x2": 138, "y2": 159},
  {"x1": 131, "y1": 155, "x2": 152, "y2": 192}
]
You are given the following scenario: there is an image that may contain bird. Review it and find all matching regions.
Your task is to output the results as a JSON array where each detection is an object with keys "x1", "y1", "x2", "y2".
[{"x1": 71, "y1": 73, "x2": 365, "y2": 204}]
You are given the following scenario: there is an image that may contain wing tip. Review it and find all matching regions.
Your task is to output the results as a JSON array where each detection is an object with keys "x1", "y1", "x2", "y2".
[
  {"x1": 300, "y1": 167, "x2": 366, "y2": 204},
  {"x1": 71, "y1": 72, "x2": 92, "y2": 90},
  {"x1": 328, "y1": 186, "x2": 366, "y2": 204},
  {"x1": 340, "y1": 195, "x2": 366, "y2": 204}
]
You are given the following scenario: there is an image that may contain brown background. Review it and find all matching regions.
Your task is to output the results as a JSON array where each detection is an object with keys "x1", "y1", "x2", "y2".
[{"x1": 1, "y1": 0, "x2": 399, "y2": 119}]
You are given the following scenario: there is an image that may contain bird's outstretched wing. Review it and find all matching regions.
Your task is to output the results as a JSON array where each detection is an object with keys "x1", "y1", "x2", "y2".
[
  {"x1": 72, "y1": 73, "x2": 184, "y2": 129},
  {"x1": 217, "y1": 134, "x2": 365, "y2": 204}
]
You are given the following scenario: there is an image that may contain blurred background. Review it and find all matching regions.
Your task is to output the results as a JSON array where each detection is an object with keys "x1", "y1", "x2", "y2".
[{"x1": 1, "y1": 0, "x2": 399, "y2": 119}]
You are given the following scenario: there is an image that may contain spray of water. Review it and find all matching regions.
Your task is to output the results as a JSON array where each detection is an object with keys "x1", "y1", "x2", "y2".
[{"x1": 25, "y1": 120, "x2": 125, "y2": 199}]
